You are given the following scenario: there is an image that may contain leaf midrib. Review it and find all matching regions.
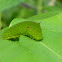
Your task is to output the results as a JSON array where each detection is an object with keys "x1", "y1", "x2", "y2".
[{"x1": 39, "y1": 42, "x2": 62, "y2": 59}]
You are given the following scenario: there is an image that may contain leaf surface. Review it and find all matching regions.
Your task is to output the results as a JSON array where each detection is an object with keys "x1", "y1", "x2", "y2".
[{"x1": 0, "y1": 13, "x2": 62, "y2": 62}]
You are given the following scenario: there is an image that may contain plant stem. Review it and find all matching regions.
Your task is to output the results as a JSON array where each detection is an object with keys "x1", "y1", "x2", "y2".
[
  {"x1": 37, "y1": 0, "x2": 42, "y2": 14},
  {"x1": 0, "y1": 13, "x2": 2, "y2": 30}
]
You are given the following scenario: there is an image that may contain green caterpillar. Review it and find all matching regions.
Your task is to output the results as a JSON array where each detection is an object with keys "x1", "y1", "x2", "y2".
[{"x1": 3, "y1": 21, "x2": 42, "y2": 41}]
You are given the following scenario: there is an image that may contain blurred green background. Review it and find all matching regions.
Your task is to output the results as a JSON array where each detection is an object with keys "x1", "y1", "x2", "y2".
[{"x1": 0, "y1": 0, "x2": 62, "y2": 29}]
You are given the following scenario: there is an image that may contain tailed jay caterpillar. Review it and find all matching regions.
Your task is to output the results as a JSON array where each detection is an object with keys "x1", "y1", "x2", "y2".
[{"x1": 3, "y1": 21, "x2": 42, "y2": 40}]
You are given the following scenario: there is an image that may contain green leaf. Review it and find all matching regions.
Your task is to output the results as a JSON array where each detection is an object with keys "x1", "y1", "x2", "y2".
[
  {"x1": 19, "y1": 35, "x2": 62, "y2": 62},
  {"x1": 0, "y1": 0, "x2": 24, "y2": 11},
  {"x1": 0, "y1": 39, "x2": 37, "y2": 62},
  {"x1": 9, "y1": 18, "x2": 25, "y2": 27},
  {"x1": 0, "y1": 13, "x2": 62, "y2": 62},
  {"x1": 41, "y1": 13, "x2": 62, "y2": 32},
  {"x1": 27, "y1": 9, "x2": 62, "y2": 22}
]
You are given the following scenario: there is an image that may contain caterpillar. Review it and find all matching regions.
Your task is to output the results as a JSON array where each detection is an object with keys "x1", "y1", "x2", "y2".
[{"x1": 3, "y1": 21, "x2": 42, "y2": 41}]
